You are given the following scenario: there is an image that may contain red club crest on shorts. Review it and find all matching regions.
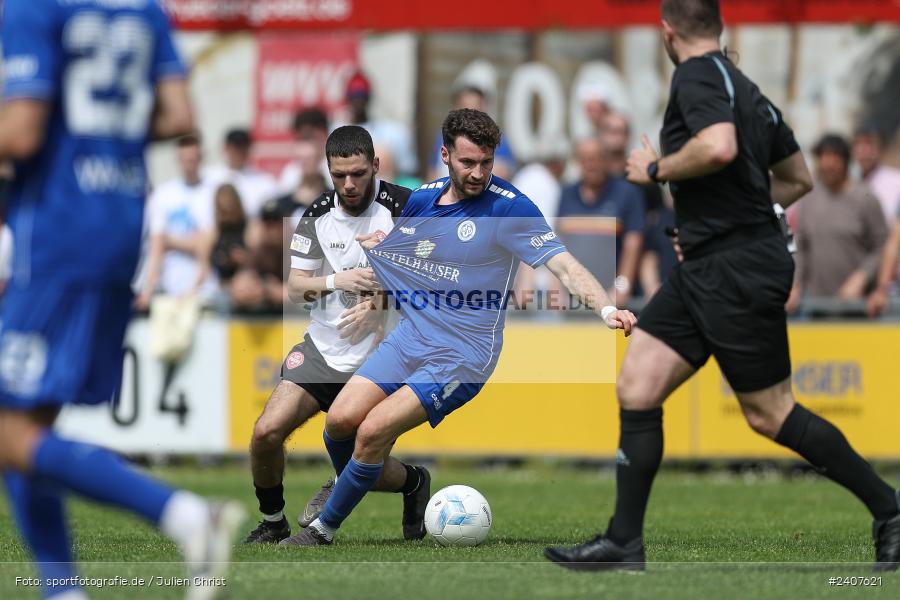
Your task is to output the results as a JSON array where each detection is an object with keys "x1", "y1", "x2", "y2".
[{"x1": 286, "y1": 351, "x2": 305, "y2": 370}]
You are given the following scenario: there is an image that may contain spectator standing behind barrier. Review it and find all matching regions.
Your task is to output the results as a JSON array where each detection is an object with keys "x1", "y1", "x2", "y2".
[
  {"x1": 339, "y1": 71, "x2": 417, "y2": 177},
  {"x1": 137, "y1": 135, "x2": 217, "y2": 310},
  {"x1": 853, "y1": 125, "x2": 900, "y2": 225},
  {"x1": 278, "y1": 108, "x2": 332, "y2": 195},
  {"x1": 206, "y1": 128, "x2": 278, "y2": 219},
  {"x1": 510, "y1": 140, "x2": 568, "y2": 305},
  {"x1": 556, "y1": 137, "x2": 645, "y2": 306},
  {"x1": 375, "y1": 143, "x2": 422, "y2": 190},
  {"x1": 210, "y1": 184, "x2": 251, "y2": 285},
  {"x1": 428, "y1": 85, "x2": 516, "y2": 181},
  {"x1": 603, "y1": 112, "x2": 677, "y2": 298},
  {"x1": 787, "y1": 134, "x2": 888, "y2": 313},
  {"x1": 227, "y1": 199, "x2": 288, "y2": 314}
]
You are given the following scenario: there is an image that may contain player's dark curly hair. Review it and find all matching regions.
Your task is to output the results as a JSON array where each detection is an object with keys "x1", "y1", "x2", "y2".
[
  {"x1": 325, "y1": 125, "x2": 375, "y2": 164},
  {"x1": 441, "y1": 108, "x2": 502, "y2": 151},
  {"x1": 661, "y1": 0, "x2": 723, "y2": 39}
]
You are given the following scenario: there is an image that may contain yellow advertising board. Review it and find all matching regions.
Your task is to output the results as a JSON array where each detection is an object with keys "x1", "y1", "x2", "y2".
[{"x1": 227, "y1": 320, "x2": 900, "y2": 458}]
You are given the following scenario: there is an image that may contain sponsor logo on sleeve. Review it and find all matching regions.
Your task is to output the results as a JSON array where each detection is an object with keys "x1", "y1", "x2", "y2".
[
  {"x1": 291, "y1": 234, "x2": 312, "y2": 254},
  {"x1": 530, "y1": 231, "x2": 557, "y2": 249}
]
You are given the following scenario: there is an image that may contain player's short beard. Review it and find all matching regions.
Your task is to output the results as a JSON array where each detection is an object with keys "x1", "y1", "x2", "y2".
[
  {"x1": 448, "y1": 162, "x2": 487, "y2": 200},
  {"x1": 338, "y1": 177, "x2": 375, "y2": 216}
]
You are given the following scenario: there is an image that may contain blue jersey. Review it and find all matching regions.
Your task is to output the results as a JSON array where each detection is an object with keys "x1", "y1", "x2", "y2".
[
  {"x1": 366, "y1": 176, "x2": 566, "y2": 375},
  {"x1": 2, "y1": 0, "x2": 186, "y2": 284}
]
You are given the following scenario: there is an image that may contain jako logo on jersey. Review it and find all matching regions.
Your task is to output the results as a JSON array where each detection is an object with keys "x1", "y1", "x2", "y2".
[
  {"x1": 457, "y1": 220, "x2": 476, "y2": 242},
  {"x1": 330, "y1": 242, "x2": 346, "y2": 249},
  {"x1": 291, "y1": 234, "x2": 312, "y2": 255},
  {"x1": 285, "y1": 351, "x2": 305, "y2": 370},
  {"x1": 400, "y1": 226, "x2": 416, "y2": 235},
  {"x1": 416, "y1": 240, "x2": 436, "y2": 258},
  {"x1": 530, "y1": 231, "x2": 557, "y2": 249}
]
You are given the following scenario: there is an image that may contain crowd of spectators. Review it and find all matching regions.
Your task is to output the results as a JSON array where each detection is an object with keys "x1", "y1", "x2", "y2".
[
  {"x1": 139, "y1": 70, "x2": 900, "y2": 316},
  {"x1": 4, "y1": 68, "x2": 892, "y2": 318}
]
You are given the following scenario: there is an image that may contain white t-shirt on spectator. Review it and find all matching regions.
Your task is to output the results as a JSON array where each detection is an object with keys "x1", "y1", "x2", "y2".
[
  {"x1": 868, "y1": 165, "x2": 900, "y2": 226},
  {"x1": 148, "y1": 178, "x2": 216, "y2": 297},
  {"x1": 205, "y1": 164, "x2": 278, "y2": 218},
  {"x1": 512, "y1": 162, "x2": 562, "y2": 227},
  {"x1": 512, "y1": 162, "x2": 562, "y2": 291}
]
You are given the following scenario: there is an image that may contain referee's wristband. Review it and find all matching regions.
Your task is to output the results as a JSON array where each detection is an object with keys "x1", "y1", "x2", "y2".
[
  {"x1": 325, "y1": 274, "x2": 336, "y2": 291},
  {"x1": 601, "y1": 305, "x2": 617, "y2": 322}
]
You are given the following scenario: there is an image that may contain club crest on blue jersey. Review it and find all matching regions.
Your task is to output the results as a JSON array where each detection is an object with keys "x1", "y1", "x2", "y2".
[{"x1": 457, "y1": 220, "x2": 477, "y2": 242}]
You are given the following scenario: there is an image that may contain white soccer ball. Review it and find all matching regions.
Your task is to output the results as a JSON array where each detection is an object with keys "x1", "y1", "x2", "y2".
[{"x1": 424, "y1": 485, "x2": 492, "y2": 546}]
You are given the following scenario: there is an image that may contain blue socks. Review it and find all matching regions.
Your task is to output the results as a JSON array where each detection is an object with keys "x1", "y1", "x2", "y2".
[
  {"x1": 3, "y1": 471, "x2": 78, "y2": 596},
  {"x1": 31, "y1": 432, "x2": 174, "y2": 525},
  {"x1": 323, "y1": 430, "x2": 355, "y2": 476},
  {"x1": 318, "y1": 458, "x2": 383, "y2": 530}
]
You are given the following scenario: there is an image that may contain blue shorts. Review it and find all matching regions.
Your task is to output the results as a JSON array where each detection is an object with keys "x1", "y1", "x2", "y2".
[
  {"x1": 0, "y1": 281, "x2": 133, "y2": 409},
  {"x1": 355, "y1": 321, "x2": 489, "y2": 427}
]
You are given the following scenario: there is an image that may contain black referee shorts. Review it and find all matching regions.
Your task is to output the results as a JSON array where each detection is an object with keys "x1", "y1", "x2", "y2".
[
  {"x1": 281, "y1": 333, "x2": 354, "y2": 411},
  {"x1": 637, "y1": 234, "x2": 794, "y2": 393}
]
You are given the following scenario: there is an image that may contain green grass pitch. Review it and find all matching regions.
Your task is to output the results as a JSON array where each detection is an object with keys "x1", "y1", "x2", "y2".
[{"x1": 1, "y1": 463, "x2": 898, "y2": 599}]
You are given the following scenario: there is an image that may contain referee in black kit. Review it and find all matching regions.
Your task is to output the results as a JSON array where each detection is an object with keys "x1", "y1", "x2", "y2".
[{"x1": 545, "y1": 0, "x2": 900, "y2": 571}]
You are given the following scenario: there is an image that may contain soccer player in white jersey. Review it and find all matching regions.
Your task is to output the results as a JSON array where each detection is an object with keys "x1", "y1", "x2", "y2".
[{"x1": 244, "y1": 126, "x2": 433, "y2": 546}]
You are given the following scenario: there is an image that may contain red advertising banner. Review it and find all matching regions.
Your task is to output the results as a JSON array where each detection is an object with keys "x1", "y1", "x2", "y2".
[
  {"x1": 252, "y1": 32, "x2": 360, "y2": 176},
  {"x1": 167, "y1": 0, "x2": 900, "y2": 30}
]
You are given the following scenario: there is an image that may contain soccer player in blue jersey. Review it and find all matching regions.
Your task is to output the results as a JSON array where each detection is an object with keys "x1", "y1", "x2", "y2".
[
  {"x1": 280, "y1": 108, "x2": 637, "y2": 546},
  {"x1": 0, "y1": 2, "x2": 242, "y2": 598}
]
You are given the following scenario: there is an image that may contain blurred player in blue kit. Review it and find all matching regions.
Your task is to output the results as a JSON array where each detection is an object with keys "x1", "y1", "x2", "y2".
[
  {"x1": 280, "y1": 108, "x2": 637, "y2": 546},
  {"x1": 0, "y1": 1, "x2": 242, "y2": 598}
]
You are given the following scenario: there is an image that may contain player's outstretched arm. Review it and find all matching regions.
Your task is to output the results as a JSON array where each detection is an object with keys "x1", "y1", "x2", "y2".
[
  {"x1": 770, "y1": 151, "x2": 813, "y2": 209},
  {"x1": 151, "y1": 79, "x2": 193, "y2": 141},
  {"x1": 0, "y1": 99, "x2": 49, "y2": 160},
  {"x1": 545, "y1": 252, "x2": 637, "y2": 336}
]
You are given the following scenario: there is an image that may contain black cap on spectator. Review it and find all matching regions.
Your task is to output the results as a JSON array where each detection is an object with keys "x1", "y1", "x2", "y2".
[
  {"x1": 225, "y1": 128, "x2": 252, "y2": 148},
  {"x1": 812, "y1": 133, "x2": 851, "y2": 163}
]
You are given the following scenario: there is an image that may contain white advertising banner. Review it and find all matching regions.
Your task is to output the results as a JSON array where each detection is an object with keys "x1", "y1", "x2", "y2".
[{"x1": 56, "y1": 318, "x2": 229, "y2": 454}]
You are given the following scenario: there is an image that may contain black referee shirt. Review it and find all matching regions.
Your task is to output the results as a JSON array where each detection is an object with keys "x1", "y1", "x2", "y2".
[{"x1": 660, "y1": 51, "x2": 800, "y2": 254}]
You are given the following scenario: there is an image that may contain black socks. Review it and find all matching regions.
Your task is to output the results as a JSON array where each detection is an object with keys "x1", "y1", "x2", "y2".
[
  {"x1": 607, "y1": 408, "x2": 664, "y2": 545},
  {"x1": 775, "y1": 403, "x2": 898, "y2": 521},
  {"x1": 399, "y1": 464, "x2": 423, "y2": 496},
  {"x1": 254, "y1": 482, "x2": 285, "y2": 517}
]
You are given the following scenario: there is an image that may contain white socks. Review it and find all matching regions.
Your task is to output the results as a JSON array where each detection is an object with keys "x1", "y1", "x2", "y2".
[
  {"x1": 262, "y1": 510, "x2": 284, "y2": 522},
  {"x1": 159, "y1": 491, "x2": 209, "y2": 547},
  {"x1": 308, "y1": 517, "x2": 336, "y2": 541}
]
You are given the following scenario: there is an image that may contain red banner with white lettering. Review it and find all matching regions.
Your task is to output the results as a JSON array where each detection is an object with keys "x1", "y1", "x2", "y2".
[
  {"x1": 252, "y1": 32, "x2": 360, "y2": 176},
  {"x1": 167, "y1": 0, "x2": 900, "y2": 30}
]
